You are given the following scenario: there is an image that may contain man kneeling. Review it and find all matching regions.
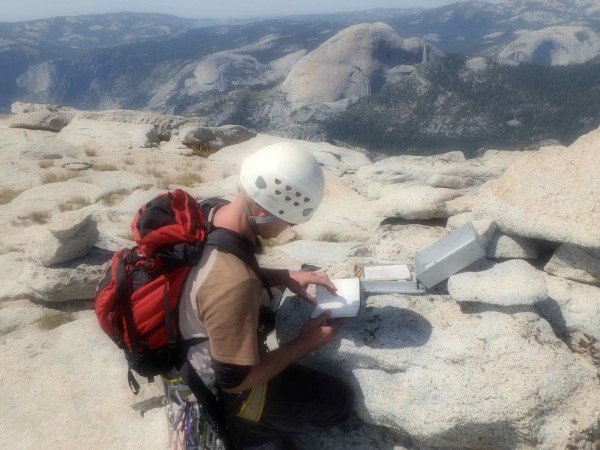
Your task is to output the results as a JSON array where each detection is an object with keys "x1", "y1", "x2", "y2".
[{"x1": 178, "y1": 142, "x2": 354, "y2": 448}]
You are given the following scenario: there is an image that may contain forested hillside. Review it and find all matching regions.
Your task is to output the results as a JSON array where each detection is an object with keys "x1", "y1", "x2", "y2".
[{"x1": 324, "y1": 55, "x2": 600, "y2": 156}]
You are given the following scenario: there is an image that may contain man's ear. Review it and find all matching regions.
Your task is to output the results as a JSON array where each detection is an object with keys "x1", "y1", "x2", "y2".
[{"x1": 254, "y1": 206, "x2": 271, "y2": 217}]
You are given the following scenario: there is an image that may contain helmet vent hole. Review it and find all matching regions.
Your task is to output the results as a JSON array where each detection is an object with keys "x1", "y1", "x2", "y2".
[
  {"x1": 275, "y1": 179, "x2": 281, "y2": 185},
  {"x1": 285, "y1": 196, "x2": 291, "y2": 201},
  {"x1": 275, "y1": 190, "x2": 281, "y2": 195},
  {"x1": 303, "y1": 208, "x2": 313, "y2": 217},
  {"x1": 295, "y1": 192, "x2": 302, "y2": 197},
  {"x1": 285, "y1": 185, "x2": 292, "y2": 191},
  {"x1": 279, "y1": 210, "x2": 285, "y2": 215},
  {"x1": 304, "y1": 197, "x2": 310, "y2": 203},
  {"x1": 294, "y1": 202, "x2": 299, "y2": 206},
  {"x1": 255, "y1": 176, "x2": 267, "y2": 189}
]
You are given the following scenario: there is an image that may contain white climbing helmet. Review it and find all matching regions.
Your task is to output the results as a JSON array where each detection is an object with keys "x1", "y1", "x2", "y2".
[{"x1": 240, "y1": 142, "x2": 325, "y2": 225}]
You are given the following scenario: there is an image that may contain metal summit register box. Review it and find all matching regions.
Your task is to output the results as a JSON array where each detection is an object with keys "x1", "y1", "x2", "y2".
[{"x1": 357, "y1": 222, "x2": 486, "y2": 294}]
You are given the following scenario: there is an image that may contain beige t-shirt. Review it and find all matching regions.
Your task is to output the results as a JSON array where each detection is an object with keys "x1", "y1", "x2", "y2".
[{"x1": 178, "y1": 247, "x2": 262, "y2": 380}]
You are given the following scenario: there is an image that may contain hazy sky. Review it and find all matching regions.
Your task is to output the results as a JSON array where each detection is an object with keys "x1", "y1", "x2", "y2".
[{"x1": 2, "y1": 0, "x2": 503, "y2": 22}]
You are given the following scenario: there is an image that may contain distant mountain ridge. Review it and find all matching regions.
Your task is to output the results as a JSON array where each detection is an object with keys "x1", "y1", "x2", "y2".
[
  {"x1": 2, "y1": 2, "x2": 600, "y2": 154},
  {"x1": 387, "y1": 0, "x2": 600, "y2": 54},
  {"x1": 0, "y1": 12, "x2": 206, "y2": 110},
  {"x1": 496, "y1": 25, "x2": 600, "y2": 65},
  {"x1": 0, "y1": 12, "x2": 199, "y2": 52}
]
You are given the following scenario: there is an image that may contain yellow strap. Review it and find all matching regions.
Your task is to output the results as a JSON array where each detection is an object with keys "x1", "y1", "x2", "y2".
[
  {"x1": 236, "y1": 382, "x2": 267, "y2": 422},
  {"x1": 161, "y1": 376, "x2": 184, "y2": 384}
]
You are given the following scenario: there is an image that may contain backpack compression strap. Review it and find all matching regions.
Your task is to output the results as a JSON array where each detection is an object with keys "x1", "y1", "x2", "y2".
[{"x1": 114, "y1": 249, "x2": 145, "y2": 395}]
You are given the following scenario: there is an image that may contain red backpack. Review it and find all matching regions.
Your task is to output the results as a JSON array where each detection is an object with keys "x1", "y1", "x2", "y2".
[{"x1": 94, "y1": 189, "x2": 263, "y2": 393}]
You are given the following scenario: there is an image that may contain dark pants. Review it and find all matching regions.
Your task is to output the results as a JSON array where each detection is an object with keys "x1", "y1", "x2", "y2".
[{"x1": 223, "y1": 364, "x2": 354, "y2": 448}]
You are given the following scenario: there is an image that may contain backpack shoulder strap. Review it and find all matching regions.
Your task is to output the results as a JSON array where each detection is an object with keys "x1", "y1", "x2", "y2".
[
  {"x1": 206, "y1": 228, "x2": 260, "y2": 277},
  {"x1": 200, "y1": 198, "x2": 273, "y2": 298},
  {"x1": 199, "y1": 198, "x2": 229, "y2": 233},
  {"x1": 199, "y1": 198, "x2": 229, "y2": 213},
  {"x1": 206, "y1": 228, "x2": 273, "y2": 301}
]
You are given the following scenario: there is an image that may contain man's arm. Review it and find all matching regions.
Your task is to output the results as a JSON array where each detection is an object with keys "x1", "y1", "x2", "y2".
[
  {"x1": 261, "y1": 268, "x2": 289, "y2": 286},
  {"x1": 222, "y1": 311, "x2": 341, "y2": 393}
]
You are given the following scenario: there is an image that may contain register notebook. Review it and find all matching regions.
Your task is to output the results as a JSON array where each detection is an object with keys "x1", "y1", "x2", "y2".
[
  {"x1": 362, "y1": 264, "x2": 411, "y2": 281},
  {"x1": 311, "y1": 278, "x2": 361, "y2": 319}
]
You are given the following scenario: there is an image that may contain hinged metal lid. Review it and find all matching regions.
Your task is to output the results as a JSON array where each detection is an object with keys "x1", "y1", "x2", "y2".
[{"x1": 414, "y1": 221, "x2": 485, "y2": 289}]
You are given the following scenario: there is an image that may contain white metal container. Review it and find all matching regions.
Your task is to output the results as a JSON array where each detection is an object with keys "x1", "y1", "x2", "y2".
[
  {"x1": 358, "y1": 221, "x2": 485, "y2": 293},
  {"x1": 414, "y1": 221, "x2": 486, "y2": 289}
]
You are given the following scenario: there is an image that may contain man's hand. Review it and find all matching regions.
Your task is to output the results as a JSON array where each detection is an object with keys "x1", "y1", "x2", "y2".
[
  {"x1": 261, "y1": 268, "x2": 337, "y2": 305},
  {"x1": 295, "y1": 311, "x2": 343, "y2": 353},
  {"x1": 285, "y1": 270, "x2": 337, "y2": 305}
]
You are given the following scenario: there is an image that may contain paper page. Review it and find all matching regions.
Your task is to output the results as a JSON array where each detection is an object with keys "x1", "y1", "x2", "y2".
[
  {"x1": 311, "y1": 278, "x2": 360, "y2": 319},
  {"x1": 363, "y1": 264, "x2": 411, "y2": 281}
]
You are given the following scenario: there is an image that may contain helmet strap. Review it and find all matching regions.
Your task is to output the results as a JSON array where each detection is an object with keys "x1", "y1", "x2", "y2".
[
  {"x1": 242, "y1": 191, "x2": 283, "y2": 239},
  {"x1": 242, "y1": 192, "x2": 261, "y2": 237}
]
